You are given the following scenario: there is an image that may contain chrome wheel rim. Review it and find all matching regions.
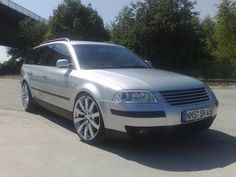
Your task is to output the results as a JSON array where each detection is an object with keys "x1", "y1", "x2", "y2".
[
  {"x1": 73, "y1": 96, "x2": 101, "y2": 141},
  {"x1": 21, "y1": 83, "x2": 29, "y2": 109}
]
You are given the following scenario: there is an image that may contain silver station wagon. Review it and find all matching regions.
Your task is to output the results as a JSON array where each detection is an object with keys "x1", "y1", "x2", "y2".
[{"x1": 21, "y1": 38, "x2": 219, "y2": 144}]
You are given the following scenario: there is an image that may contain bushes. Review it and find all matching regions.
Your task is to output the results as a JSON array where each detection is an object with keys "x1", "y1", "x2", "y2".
[{"x1": 0, "y1": 59, "x2": 23, "y2": 76}]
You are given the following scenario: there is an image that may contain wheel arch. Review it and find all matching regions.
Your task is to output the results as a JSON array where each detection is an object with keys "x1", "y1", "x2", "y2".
[{"x1": 71, "y1": 83, "x2": 110, "y2": 127}]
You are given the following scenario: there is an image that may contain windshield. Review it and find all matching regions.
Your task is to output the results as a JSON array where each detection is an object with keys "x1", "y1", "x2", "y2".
[{"x1": 73, "y1": 44, "x2": 150, "y2": 69}]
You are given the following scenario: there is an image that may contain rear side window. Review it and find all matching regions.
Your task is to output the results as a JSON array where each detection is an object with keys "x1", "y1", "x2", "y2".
[
  {"x1": 25, "y1": 44, "x2": 71, "y2": 67},
  {"x1": 24, "y1": 49, "x2": 40, "y2": 64},
  {"x1": 37, "y1": 45, "x2": 54, "y2": 66}
]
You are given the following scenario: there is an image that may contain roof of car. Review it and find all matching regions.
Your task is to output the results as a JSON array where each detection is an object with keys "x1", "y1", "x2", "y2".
[
  {"x1": 35, "y1": 38, "x2": 119, "y2": 49},
  {"x1": 70, "y1": 41, "x2": 118, "y2": 46}
]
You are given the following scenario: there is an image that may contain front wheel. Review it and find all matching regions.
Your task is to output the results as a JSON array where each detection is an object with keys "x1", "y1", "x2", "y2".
[{"x1": 73, "y1": 93, "x2": 106, "y2": 144}]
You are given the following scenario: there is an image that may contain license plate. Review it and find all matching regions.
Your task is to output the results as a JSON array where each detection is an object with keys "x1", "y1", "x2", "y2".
[{"x1": 181, "y1": 107, "x2": 213, "y2": 123}]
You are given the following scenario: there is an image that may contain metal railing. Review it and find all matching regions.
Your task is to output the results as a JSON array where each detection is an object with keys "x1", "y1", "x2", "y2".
[{"x1": 0, "y1": 0, "x2": 47, "y2": 22}]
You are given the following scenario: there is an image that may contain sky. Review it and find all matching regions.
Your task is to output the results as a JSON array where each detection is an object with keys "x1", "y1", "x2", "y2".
[{"x1": 0, "y1": 0, "x2": 220, "y2": 63}]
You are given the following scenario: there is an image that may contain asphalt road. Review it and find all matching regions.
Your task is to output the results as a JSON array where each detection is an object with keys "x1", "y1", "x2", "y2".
[{"x1": 0, "y1": 78, "x2": 236, "y2": 177}]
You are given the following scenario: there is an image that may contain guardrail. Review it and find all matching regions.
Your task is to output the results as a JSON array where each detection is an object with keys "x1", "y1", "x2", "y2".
[{"x1": 0, "y1": 0, "x2": 47, "y2": 22}]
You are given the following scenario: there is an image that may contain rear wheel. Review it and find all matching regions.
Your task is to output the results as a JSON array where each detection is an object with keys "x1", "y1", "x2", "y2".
[
  {"x1": 73, "y1": 93, "x2": 105, "y2": 144},
  {"x1": 21, "y1": 82, "x2": 35, "y2": 112}
]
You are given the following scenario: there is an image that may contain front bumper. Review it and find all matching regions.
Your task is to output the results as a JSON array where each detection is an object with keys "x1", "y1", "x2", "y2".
[
  {"x1": 98, "y1": 98, "x2": 218, "y2": 133},
  {"x1": 125, "y1": 116, "x2": 216, "y2": 137},
  {"x1": 98, "y1": 84, "x2": 219, "y2": 132}
]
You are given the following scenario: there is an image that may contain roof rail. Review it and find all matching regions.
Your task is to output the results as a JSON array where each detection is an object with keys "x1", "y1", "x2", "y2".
[
  {"x1": 41, "y1": 38, "x2": 70, "y2": 44},
  {"x1": 105, "y1": 41, "x2": 115, "y2": 44}
]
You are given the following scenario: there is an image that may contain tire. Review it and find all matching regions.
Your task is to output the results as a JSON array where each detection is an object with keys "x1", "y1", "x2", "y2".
[
  {"x1": 21, "y1": 82, "x2": 35, "y2": 112},
  {"x1": 73, "y1": 93, "x2": 106, "y2": 144}
]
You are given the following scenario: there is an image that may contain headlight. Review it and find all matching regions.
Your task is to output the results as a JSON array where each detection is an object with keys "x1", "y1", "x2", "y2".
[{"x1": 112, "y1": 90, "x2": 158, "y2": 103}]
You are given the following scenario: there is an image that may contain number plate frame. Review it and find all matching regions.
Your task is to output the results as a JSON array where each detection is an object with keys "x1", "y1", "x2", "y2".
[{"x1": 181, "y1": 107, "x2": 213, "y2": 123}]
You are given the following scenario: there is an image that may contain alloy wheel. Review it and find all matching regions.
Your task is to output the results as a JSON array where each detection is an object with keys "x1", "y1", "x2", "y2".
[
  {"x1": 21, "y1": 83, "x2": 30, "y2": 109},
  {"x1": 73, "y1": 95, "x2": 101, "y2": 141}
]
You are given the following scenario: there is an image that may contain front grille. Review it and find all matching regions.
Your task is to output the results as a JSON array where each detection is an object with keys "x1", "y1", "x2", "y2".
[{"x1": 160, "y1": 87, "x2": 210, "y2": 106}]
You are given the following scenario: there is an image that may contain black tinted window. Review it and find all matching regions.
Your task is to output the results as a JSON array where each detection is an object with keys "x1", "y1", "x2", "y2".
[
  {"x1": 25, "y1": 44, "x2": 71, "y2": 67},
  {"x1": 25, "y1": 45, "x2": 54, "y2": 66},
  {"x1": 37, "y1": 45, "x2": 54, "y2": 66},
  {"x1": 25, "y1": 49, "x2": 40, "y2": 64},
  {"x1": 50, "y1": 44, "x2": 71, "y2": 66}
]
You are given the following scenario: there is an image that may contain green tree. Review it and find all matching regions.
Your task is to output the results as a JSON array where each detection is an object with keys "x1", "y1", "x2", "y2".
[
  {"x1": 1, "y1": 19, "x2": 47, "y2": 75},
  {"x1": 214, "y1": 0, "x2": 236, "y2": 77},
  {"x1": 7, "y1": 19, "x2": 47, "y2": 61},
  {"x1": 46, "y1": 0, "x2": 109, "y2": 41},
  {"x1": 201, "y1": 16, "x2": 217, "y2": 55},
  {"x1": 111, "y1": 0, "x2": 204, "y2": 71},
  {"x1": 198, "y1": 16, "x2": 219, "y2": 78}
]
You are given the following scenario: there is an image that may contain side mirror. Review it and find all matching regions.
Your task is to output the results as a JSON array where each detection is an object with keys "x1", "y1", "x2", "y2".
[
  {"x1": 56, "y1": 59, "x2": 73, "y2": 69},
  {"x1": 145, "y1": 60, "x2": 152, "y2": 67}
]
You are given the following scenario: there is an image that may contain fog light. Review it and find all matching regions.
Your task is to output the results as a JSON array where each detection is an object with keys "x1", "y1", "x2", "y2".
[{"x1": 138, "y1": 129, "x2": 149, "y2": 136}]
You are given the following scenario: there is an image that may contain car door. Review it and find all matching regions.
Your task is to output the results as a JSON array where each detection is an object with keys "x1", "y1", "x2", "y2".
[
  {"x1": 28, "y1": 46, "x2": 53, "y2": 100},
  {"x1": 39, "y1": 43, "x2": 72, "y2": 111},
  {"x1": 22, "y1": 48, "x2": 40, "y2": 93}
]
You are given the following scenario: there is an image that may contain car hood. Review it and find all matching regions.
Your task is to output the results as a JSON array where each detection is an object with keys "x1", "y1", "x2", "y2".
[{"x1": 86, "y1": 69, "x2": 204, "y2": 91}]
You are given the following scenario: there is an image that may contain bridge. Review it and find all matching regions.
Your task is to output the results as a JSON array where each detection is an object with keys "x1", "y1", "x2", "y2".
[{"x1": 0, "y1": 0, "x2": 46, "y2": 47}]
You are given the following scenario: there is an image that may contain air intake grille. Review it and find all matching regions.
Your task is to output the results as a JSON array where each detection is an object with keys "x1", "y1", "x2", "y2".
[{"x1": 160, "y1": 87, "x2": 209, "y2": 106}]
